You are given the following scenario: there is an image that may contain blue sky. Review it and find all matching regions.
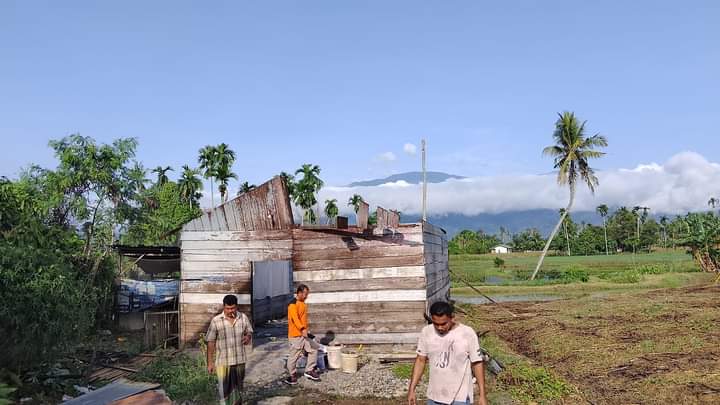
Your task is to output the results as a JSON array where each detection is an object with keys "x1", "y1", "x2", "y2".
[{"x1": 1, "y1": 1, "x2": 718, "y2": 190}]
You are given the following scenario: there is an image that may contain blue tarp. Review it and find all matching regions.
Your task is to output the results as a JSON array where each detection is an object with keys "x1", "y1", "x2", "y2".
[{"x1": 116, "y1": 279, "x2": 179, "y2": 313}]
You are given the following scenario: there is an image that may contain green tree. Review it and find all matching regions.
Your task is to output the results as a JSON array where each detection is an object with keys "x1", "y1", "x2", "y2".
[
  {"x1": 44, "y1": 135, "x2": 140, "y2": 262},
  {"x1": 531, "y1": 112, "x2": 608, "y2": 280},
  {"x1": 280, "y1": 171, "x2": 296, "y2": 198},
  {"x1": 152, "y1": 165, "x2": 174, "y2": 186},
  {"x1": 293, "y1": 164, "x2": 324, "y2": 225},
  {"x1": 215, "y1": 143, "x2": 237, "y2": 203},
  {"x1": 632, "y1": 206, "x2": 650, "y2": 253},
  {"x1": 324, "y1": 198, "x2": 339, "y2": 225},
  {"x1": 178, "y1": 165, "x2": 203, "y2": 208},
  {"x1": 640, "y1": 218, "x2": 661, "y2": 251},
  {"x1": 659, "y1": 215, "x2": 669, "y2": 249},
  {"x1": 596, "y1": 204, "x2": 610, "y2": 255},
  {"x1": 215, "y1": 165, "x2": 237, "y2": 203},
  {"x1": 1, "y1": 178, "x2": 105, "y2": 372},
  {"x1": 449, "y1": 230, "x2": 480, "y2": 253},
  {"x1": 124, "y1": 181, "x2": 201, "y2": 245},
  {"x1": 511, "y1": 228, "x2": 545, "y2": 251},
  {"x1": 198, "y1": 145, "x2": 218, "y2": 207},
  {"x1": 607, "y1": 206, "x2": 636, "y2": 251},
  {"x1": 237, "y1": 181, "x2": 256, "y2": 195},
  {"x1": 679, "y1": 212, "x2": 720, "y2": 273},
  {"x1": 348, "y1": 194, "x2": 365, "y2": 225}
]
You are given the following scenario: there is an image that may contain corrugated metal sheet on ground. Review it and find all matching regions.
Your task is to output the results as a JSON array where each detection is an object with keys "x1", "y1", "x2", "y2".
[{"x1": 62, "y1": 379, "x2": 159, "y2": 405}]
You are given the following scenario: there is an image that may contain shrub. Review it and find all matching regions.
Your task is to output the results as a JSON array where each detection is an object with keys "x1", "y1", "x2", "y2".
[
  {"x1": 493, "y1": 257, "x2": 505, "y2": 268},
  {"x1": 562, "y1": 266, "x2": 590, "y2": 283},
  {"x1": 134, "y1": 353, "x2": 216, "y2": 402},
  {"x1": 637, "y1": 264, "x2": 664, "y2": 275}
]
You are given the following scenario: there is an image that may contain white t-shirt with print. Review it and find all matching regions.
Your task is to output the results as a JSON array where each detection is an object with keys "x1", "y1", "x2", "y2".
[{"x1": 416, "y1": 323, "x2": 483, "y2": 404}]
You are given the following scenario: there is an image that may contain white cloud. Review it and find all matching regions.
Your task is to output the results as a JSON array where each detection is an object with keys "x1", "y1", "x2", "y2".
[
  {"x1": 378, "y1": 151, "x2": 396, "y2": 162},
  {"x1": 378, "y1": 180, "x2": 413, "y2": 188},
  {"x1": 319, "y1": 151, "x2": 720, "y2": 216},
  {"x1": 403, "y1": 143, "x2": 417, "y2": 156}
]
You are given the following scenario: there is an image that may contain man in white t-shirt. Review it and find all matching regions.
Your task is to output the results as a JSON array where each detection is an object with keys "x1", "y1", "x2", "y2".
[{"x1": 408, "y1": 301, "x2": 487, "y2": 405}]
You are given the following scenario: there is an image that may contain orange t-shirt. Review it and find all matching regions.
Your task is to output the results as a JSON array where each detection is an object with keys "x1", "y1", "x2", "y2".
[{"x1": 288, "y1": 300, "x2": 308, "y2": 338}]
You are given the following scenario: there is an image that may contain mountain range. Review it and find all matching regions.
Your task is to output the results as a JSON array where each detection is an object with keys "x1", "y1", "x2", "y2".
[{"x1": 347, "y1": 171, "x2": 465, "y2": 187}]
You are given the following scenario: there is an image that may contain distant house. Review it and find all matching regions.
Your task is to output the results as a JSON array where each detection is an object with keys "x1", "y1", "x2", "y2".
[{"x1": 492, "y1": 245, "x2": 511, "y2": 254}]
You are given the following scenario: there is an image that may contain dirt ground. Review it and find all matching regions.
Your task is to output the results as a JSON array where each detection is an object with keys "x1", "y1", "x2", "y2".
[{"x1": 464, "y1": 282, "x2": 720, "y2": 404}]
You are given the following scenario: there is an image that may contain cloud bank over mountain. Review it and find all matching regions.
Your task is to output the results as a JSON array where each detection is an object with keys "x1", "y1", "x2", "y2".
[{"x1": 319, "y1": 152, "x2": 720, "y2": 216}]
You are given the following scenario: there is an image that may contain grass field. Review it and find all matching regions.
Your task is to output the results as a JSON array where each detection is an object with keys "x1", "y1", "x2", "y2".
[
  {"x1": 450, "y1": 250, "x2": 698, "y2": 288},
  {"x1": 460, "y1": 279, "x2": 720, "y2": 404}
]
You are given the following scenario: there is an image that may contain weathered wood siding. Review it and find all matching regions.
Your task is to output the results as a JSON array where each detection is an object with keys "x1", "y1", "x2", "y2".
[
  {"x1": 292, "y1": 225, "x2": 428, "y2": 344},
  {"x1": 423, "y1": 221, "x2": 450, "y2": 307},
  {"x1": 179, "y1": 177, "x2": 295, "y2": 347},
  {"x1": 179, "y1": 230, "x2": 293, "y2": 346},
  {"x1": 182, "y1": 176, "x2": 293, "y2": 232}
]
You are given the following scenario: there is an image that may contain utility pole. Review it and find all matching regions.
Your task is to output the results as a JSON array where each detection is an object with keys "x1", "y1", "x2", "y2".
[{"x1": 421, "y1": 139, "x2": 427, "y2": 222}]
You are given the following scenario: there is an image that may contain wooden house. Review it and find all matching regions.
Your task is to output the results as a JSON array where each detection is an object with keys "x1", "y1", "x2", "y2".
[{"x1": 179, "y1": 176, "x2": 449, "y2": 347}]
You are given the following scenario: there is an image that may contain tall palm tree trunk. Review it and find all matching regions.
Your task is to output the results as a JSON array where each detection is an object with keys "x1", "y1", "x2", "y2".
[
  {"x1": 531, "y1": 188, "x2": 575, "y2": 280},
  {"x1": 563, "y1": 222, "x2": 570, "y2": 256},
  {"x1": 603, "y1": 219, "x2": 609, "y2": 255},
  {"x1": 210, "y1": 178, "x2": 215, "y2": 208}
]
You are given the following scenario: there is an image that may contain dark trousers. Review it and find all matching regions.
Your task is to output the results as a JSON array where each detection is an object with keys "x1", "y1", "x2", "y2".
[{"x1": 216, "y1": 363, "x2": 245, "y2": 405}]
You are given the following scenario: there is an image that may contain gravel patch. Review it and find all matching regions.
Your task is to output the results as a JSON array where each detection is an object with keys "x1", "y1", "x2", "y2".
[{"x1": 244, "y1": 321, "x2": 425, "y2": 401}]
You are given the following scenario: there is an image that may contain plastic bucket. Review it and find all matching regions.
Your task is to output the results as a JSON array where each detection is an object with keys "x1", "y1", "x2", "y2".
[
  {"x1": 327, "y1": 345, "x2": 343, "y2": 369},
  {"x1": 341, "y1": 353, "x2": 359, "y2": 373}
]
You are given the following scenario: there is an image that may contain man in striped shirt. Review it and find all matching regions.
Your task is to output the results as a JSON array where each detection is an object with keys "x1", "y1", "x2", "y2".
[{"x1": 206, "y1": 294, "x2": 253, "y2": 405}]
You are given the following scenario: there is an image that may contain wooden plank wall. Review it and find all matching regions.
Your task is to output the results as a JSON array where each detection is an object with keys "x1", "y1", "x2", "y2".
[
  {"x1": 292, "y1": 225, "x2": 428, "y2": 344},
  {"x1": 182, "y1": 176, "x2": 293, "y2": 232},
  {"x1": 179, "y1": 230, "x2": 293, "y2": 346},
  {"x1": 423, "y1": 221, "x2": 450, "y2": 307}
]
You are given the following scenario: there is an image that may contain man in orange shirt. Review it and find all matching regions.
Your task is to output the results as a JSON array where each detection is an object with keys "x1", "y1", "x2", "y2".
[{"x1": 284, "y1": 284, "x2": 321, "y2": 384}]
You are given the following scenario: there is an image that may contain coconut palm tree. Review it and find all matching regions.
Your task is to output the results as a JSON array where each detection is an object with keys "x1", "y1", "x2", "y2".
[
  {"x1": 596, "y1": 204, "x2": 610, "y2": 255},
  {"x1": 179, "y1": 165, "x2": 203, "y2": 208},
  {"x1": 531, "y1": 112, "x2": 608, "y2": 280},
  {"x1": 324, "y1": 199, "x2": 339, "y2": 225},
  {"x1": 198, "y1": 145, "x2": 218, "y2": 207},
  {"x1": 294, "y1": 164, "x2": 324, "y2": 225},
  {"x1": 215, "y1": 165, "x2": 238, "y2": 203},
  {"x1": 237, "y1": 181, "x2": 256, "y2": 195},
  {"x1": 152, "y1": 166, "x2": 173, "y2": 186},
  {"x1": 660, "y1": 215, "x2": 669, "y2": 249},
  {"x1": 348, "y1": 194, "x2": 365, "y2": 225}
]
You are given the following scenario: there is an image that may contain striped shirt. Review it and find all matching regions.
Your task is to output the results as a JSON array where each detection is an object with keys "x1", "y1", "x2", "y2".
[{"x1": 206, "y1": 312, "x2": 253, "y2": 366}]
